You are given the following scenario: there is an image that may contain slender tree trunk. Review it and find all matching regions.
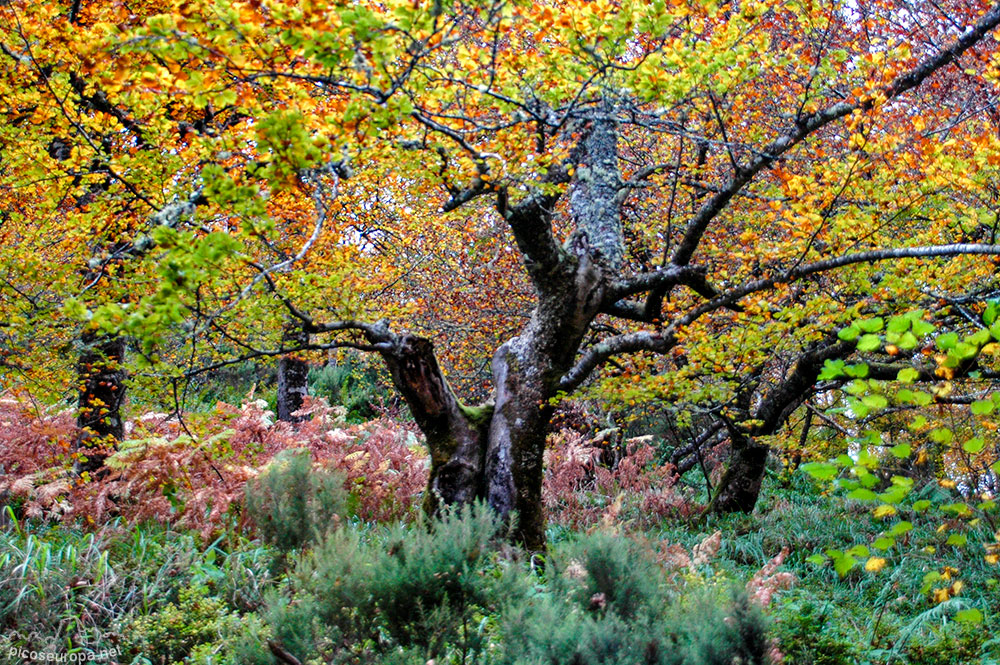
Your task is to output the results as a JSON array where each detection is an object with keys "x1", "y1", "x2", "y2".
[
  {"x1": 74, "y1": 330, "x2": 126, "y2": 477},
  {"x1": 277, "y1": 324, "x2": 310, "y2": 422},
  {"x1": 710, "y1": 339, "x2": 854, "y2": 513}
]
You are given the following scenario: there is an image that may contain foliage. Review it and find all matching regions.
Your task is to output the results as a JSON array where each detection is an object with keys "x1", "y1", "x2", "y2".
[
  {"x1": 544, "y1": 427, "x2": 699, "y2": 529},
  {"x1": 123, "y1": 583, "x2": 240, "y2": 665},
  {"x1": 4, "y1": 0, "x2": 1000, "y2": 553},
  {"x1": 244, "y1": 448, "x2": 348, "y2": 551},
  {"x1": 0, "y1": 517, "x2": 277, "y2": 659},
  {"x1": 0, "y1": 395, "x2": 427, "y2": 536},
  {"x1": 801, "y1": 309, "x2": 1000, "y2": 611},
  {"x1": 308, "y1": 353, "x2": 393, "y2": 424},
  {"x1": 9, "y1": 472, "x2": 1000, "y2": 663},
  {"x1": 500, "y1": 531, "x2": 772, "y2": 665},
  {"x1": 247, "y1": 504, "x2": 777, "y2": 665}
]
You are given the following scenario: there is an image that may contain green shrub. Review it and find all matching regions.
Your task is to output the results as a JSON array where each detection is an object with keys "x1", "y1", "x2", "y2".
[
  {"x1": 500, "y1": 532, "x2": 770, "y2": 665},
  {"x1": 369, "y1": 503, "x2": 500, "y2": 652},
  {"x1": 309, "y1": 354, "x2": 389, "y2": 423},
  {"x1": 257, "y1": 502, "x2": 501, "y2": 663},
  {"x1": 257, "y1": 509, "x2": 771, "y2": 665},
  {"x1": 549, "y1": 531, "x2": 661, "y2": 620},
  {"x1": 244, "y1": 448, "x2": 348, "y2": 551},
  {"x1": 123, "y1": 584, "x2": 238, "y2": 665}
]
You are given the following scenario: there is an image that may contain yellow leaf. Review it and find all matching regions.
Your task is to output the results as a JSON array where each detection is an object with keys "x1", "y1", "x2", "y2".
[
  {"x1": 865, "y1": 557, "x2": 887, "y2": 572},
  {"x1": 873, "y1": 505, "x2": 897, "y2": 518}
]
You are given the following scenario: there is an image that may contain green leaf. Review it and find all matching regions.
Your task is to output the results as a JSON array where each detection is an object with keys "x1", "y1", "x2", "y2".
[
  {"x1": 802, "y1": 462, "x2": 839, "y2": 481},
  {"x1": 834, "y1": 554, "x2": 858, "y2": 577},
  {"x1": 888, "y1": 521, "x2": 913, "y2": 536},
  {"x1": 805, "y1": 553, "x2": 828, "y2": 565},
  {"x1": 848, "y1": 398, "x2": 869, "y2": 419},
  {"x1": 912, "y1": 319, "x2": 935, "y2": 337},
  {"x1": 889, "y1": 443, "x2": 911, "y2": 458},
  {"x1": 972, "y1": 400, "x2": 994, "y2": 415},
  {"x1": 989, "y1": 319, "x2": 1000, "y2": 341},
  {"x1": 862, "y1": 394, "x2": 888, "y2": 409},
  {"x1": 946, "y1": 533, "x2": 968, "y2": 546},
  {"x1": 887, "y1": 316, "x2": 911, "y2": 334},
  {"x1": 857, "y1": 317, "x2": 884, "y2": 333},
  {"x1": 936, "y1": 332, "x2": 959, "y2": 350},
  {"x1": 879, "y1": 486, "x2": 910, "y2": 504},
  {"x1": 846, "y1": 544, "x2": 870, "y2": 558},
  {"x1": 897, "y1": 367, "x2": 920, "y2": 384},
  {"x1": 838, "y1": 325, "x2": 861, "y2": 342},
  {"x1": 873, "y1": 536, "x2": 895, "y2": 550},
  {"x1": 912, "y1": 500, "x2": 932, "y2": 512},
  {"x1": 963, "y1": 437, "x2": 986, "y2": 455},
  {"x1": 857, "y1": 334, "x2": 881, "y2": 352},
  {"x1": 818, "y1": 359, "x2": 846, "y2": 380},
  {"x1": 985, "y1": 302, "x2": 999, "y2": 326},
  {"x1": 848, "y1": 488, "x2": 878, "y2": 502},
  {"x1": 955, "y1": 608, "x2": 984, "y2": 624},
  {"x1": 955, "y1": 341, "x2": 978, "y2": 360},
  {"x1": 969, "y1": 329, "x2": 991, "y2": 346},
  {"x1": 896, "y1": 331, "x2": 919, "y2": 350},
  {"x1": 843, "y1": 363, "x2": 869, "y2": 378},
  {"x1": 930, "y1": 428, "x2": 954, "y2": 444}
]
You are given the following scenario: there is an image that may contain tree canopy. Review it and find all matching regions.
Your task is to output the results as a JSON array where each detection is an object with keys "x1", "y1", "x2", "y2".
[{"x1": 4, "y1": 0, "x2": 1000, "y2": 546}]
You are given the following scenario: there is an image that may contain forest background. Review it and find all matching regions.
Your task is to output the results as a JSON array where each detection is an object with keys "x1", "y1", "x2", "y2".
[{"x1": 4, "y1": 0, "x2": 1000, "y2": 662}]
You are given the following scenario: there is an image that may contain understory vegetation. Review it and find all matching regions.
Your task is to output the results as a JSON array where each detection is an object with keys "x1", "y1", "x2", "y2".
[{"x1": 1, "y1": 394, "x2": 998, "y2": 665}]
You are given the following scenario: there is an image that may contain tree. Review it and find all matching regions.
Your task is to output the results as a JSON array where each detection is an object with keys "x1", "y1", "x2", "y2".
[{"x1": 5, "y1": 0, "x2": 1000, "y2": 549}]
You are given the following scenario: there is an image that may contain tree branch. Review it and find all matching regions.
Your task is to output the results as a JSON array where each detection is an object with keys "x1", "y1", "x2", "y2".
[{"x1": 669, "y1": 3, "x2": 1000, "y2": 267}]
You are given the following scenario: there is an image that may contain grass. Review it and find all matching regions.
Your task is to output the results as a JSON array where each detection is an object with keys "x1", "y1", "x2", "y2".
[{"x1": 1, "y1": 473, "x2": 998, "y2": 664}]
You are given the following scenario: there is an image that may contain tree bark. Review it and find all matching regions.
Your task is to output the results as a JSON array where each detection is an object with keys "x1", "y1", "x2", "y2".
[
  {"x1": 277, "y1": 324, "x2": 310, "y2": 422},
  {"x1": 373, "y1": 113, "x2": 623, "y2": 550},
  {"x1": 710, "y1": 436, "x2": 770, "y2": 513},
  {"x1": 710, "y1": 339, "x2": 853, "y2": 513},
  {"x1": 371, "y1": 326, "x2": 492, "y2": 515},
  {"x1": 74, "y1": 330, "x2": 126, "y2": 477}
]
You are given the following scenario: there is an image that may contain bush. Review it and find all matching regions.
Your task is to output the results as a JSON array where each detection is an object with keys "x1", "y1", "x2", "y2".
[
  {"x1": 254, "y1": 502, "x2": 502, "y2": 663},
  {"x1": 123, "y1": 583, "x2": 238, "y2": 665},
  {"x1": 500, "y1": 532, "x2": 771, "y2": 665},
  {"x1": 253, "y1": 507, "x2": 773, "y2": 665},
  {"x1": 244, "y1": 448, "x2": 348, "y2": 551},
  {"x1": 309, "y1": 354, "x2": 390, "y2": 423}
]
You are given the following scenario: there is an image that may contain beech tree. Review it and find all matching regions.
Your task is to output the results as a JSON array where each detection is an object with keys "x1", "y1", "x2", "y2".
[{"x1": 5, "y1": 0, "x2": 1000, "y2": 548}]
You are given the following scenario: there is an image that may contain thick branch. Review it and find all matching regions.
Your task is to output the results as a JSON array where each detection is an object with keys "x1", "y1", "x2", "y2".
[
  {"x1": 668, "y1": 244, "x2": 1000, "y2": 335},
  {"x1": 564, "y1": 244, "x2": 1000, "y2": 393},
  {"x1": 558, "y1": 330, "x2": 675, "y2": 392},
  {"x1": 751, "y1": 340, "x2": 854, "y2": 436}
]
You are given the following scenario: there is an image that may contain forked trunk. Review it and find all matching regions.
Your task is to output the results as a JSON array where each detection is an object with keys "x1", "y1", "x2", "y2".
[
  {"x1": 371, "y1": 110, "x2": 620, "y2": 549},
  {"x1": 74, "y1": 330, "x2": 126, "y2": 476}
]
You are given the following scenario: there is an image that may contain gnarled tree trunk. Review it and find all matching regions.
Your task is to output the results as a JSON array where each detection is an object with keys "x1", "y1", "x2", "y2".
[
  {"x1": 74, "y1": 330, "x2": 126, "y2": 476},
  {"x1": 365, "y1": 114, "x2": 620, "y2": 549}
]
